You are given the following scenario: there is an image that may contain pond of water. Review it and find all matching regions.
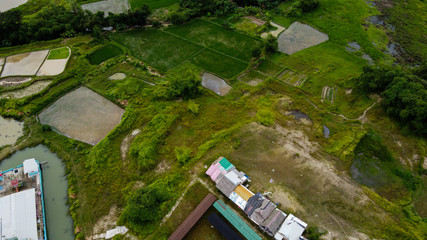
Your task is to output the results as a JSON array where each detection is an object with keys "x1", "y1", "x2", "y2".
[
  {"x1": 0, "y1": 115, "x2": 23, "y2": 147},
  {"x1": 0, "y1": 145, "x2": 74, "y2": 240}
]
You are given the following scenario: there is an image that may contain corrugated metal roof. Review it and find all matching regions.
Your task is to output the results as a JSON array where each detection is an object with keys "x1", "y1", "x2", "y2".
[
  {"x1": 168, "y1": 193, "x2": 217, "y2": 240},
  {"x1": 213, "y1": 200, "x2": 262, "y2": 240}
]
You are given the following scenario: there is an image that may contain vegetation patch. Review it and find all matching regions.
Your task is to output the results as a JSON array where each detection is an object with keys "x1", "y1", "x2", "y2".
[
  {"x1": 88, "y1": 44, "x2": 124, "y2": 65},
  {"x1": 256, "y1": 60, "x2": 283, "y2": 76},
  {"x1": 0, "y1": 80, "x2": 52, "y2": 99}
]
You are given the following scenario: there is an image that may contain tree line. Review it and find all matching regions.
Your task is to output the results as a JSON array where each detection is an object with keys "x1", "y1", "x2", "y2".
[
  {"x1": 357, "y1": 65, "x2": 427, "y2": 136},
  {"x1": 0, "y1": 4, "x2": 150, "y2": 47}
]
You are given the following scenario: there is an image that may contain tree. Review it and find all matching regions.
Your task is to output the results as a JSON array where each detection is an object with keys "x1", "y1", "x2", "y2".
[
  {"x1": 154, "y1": 67, "x2": 203, "y2": 99},
  {"x1": 264, "y1": 34, "x2": 278, "y2": 55},
  {"x1": 91, "y1": 26, "x2": 103, "y2": 43}
]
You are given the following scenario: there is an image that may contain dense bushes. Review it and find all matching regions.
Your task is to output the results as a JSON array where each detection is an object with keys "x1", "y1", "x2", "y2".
[
  {"x1": 154, "y1": 67, "x2": 203, "y2": 100},
  {"x1": 287, "y1": 0, "x2": 319, "y2": 17},
  {"x1": 357, "y1": 66, "x2": 427, "y2": 136},
  {"x1": 0, "y1": 4, "x2": 150, "y2": 47}
]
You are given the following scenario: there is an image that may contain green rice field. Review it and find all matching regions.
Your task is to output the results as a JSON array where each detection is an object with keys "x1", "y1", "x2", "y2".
[
  {"x1": 88, "y1": 44, "x2": 124, "y2": 65},
  {"x1": 112, "y1": 19, "x2": 261, "y2": 78},
  {"x1": 48, "y1": 47, "x2": 70, "y2": 60}
]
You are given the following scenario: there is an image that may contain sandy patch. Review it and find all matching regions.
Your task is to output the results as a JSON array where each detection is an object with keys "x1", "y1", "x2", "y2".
[
  {"x1": 37, "y1": 47, "x2": 70, "y2": 76},
  {"x1": 261, "y1": 22, "x2": 286, "y2": 38},
  {"x1": 121, "y1": 129, "x2": 140, "y2": 161},
  {"x1": 0, "y1": 116, "x2": 23, "y2": 147},
  {"x1": 108, "y1": 73, "x2": 127, "y2": 80},
  {"x1": 92, "y1": 205, "x2": 119, "y2": 234},
  {"x1": 278, "y1": 22, "x2": 329, "y2": 55},
  {"x1": 82, "y1": 0, "x2": 130, "y2": 17},
  {"x1": 0, "y1": 0, "x2": 28, "y2": 12},
  {"x1": 0, "y1": 80, "x2": 51, "y2": 99},
  {"x1": 1, "y1": 50, "x2": 49, "y2": 77},
  {"x1": 201, "y1": 72, "x2": 232, "y2": 96},
  {"x1": 0, "y1": 77, "x2": 32, "y2": 87},
  {"x1": 38, "y1": 87, "x2": 125, "y2": 145}
]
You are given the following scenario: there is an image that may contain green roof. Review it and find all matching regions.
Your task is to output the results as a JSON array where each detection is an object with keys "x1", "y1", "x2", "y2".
[
  {"x1": 213, "y1": 200, "x2": 262, "y2": 240},
  {"x1": 219, "y1": 157, "x2": 233, "y2": 171}
]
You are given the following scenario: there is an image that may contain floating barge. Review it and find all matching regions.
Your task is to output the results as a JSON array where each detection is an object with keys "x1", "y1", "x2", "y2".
[{"x1": 0, "y1": 158, "x2": 47, "y2": 240}]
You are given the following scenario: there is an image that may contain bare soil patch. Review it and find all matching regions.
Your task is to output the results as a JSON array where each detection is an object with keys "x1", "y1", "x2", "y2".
[
  {"x1": 108, "y1": 73, "x2": 127, "y2": 80},
  {"x1": 0, "y1": 80, "x2": 51, "y2": 99},
  {"x1": 244, "y1": 16, "x2": 265, "y2": 26},
  {"x1": 278, "y1": 22, "x2": 328, "y2": 55},
  {"x1": 229, "y1": 122, "x2": 384, "y2": 238},
  {"x1": 261, "y1": 22, "x2": 286, "y2": 38},
  {"x1": 0, "y1": 77, "x2": 32, "y2": 87},
  {"x1": 38, "y1": 86, "x2": 125, "y2": 145},
  {"x1": 201, "y1": 72, "x2": 232, "y2": 96},
  {"x1": 1, "y1": 50, "x2": 49, "y2": 77}
]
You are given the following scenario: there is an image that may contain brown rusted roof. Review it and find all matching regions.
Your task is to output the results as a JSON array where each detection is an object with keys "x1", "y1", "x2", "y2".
[{"x1": 168, "y1": 193, "x2": 217, "y2": 240}]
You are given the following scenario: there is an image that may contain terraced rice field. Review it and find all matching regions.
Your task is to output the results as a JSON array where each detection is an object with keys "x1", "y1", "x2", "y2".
[
  {"x1": 38, "y1": 87, "x2": 125, "y2": 145},
  {"x1": 0, "y1": 80, "x2": 52, "y2": 99},
  {"x1": 277, "y1": 69, "x2": 307, "y2": 87}
]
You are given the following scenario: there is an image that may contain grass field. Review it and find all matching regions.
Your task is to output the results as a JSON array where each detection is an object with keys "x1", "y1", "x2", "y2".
[
  {"x1": 165, "y1": 19, "x2": 262, "y2": 62},
  {"x1": 130, "y1": 0, "x2": 179, "y2": 10},
  {"x1": 256, "y1": 60, "x2": 283, "y2": 76},
  {"x1": 48, "y1": 47, "x2": 70, "y2": 60},
  {"x1": 88, "y1": 44, "x2": 124, "y2": 65},
  {"x1": 113, "y1": 20, "x2": 258, "y2": 78}
]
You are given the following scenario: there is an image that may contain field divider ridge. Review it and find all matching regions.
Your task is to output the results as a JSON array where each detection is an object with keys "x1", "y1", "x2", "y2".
[
  {"x1": 161, "y1": 29, "x2": 249, "y2": 64},
  {"x1": 168, "y1": 47, "x2": 208, "y2": 72}
]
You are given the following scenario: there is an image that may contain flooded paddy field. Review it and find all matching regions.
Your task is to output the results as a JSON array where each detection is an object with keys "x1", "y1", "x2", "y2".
[
  {"x1": 0, "y1": 77, "x2": 32, "y2": 87},
  {"x1": 38, "y1": 86, "x2": 125, "y2": 145},
  {"x1": 82, "y1": 0, "x2": 130, "y2": 17},
  {"x1": 37, "y1": 47, "x2": 71, "y2": 76},
  {"x1": 201, "y1": 72, "x2": 232, "y2": 96},
  {"x1": 0, "y1": 116, "x2": 23, "y2": 147},
  {"x1": 278, "y1": 22, "x2": 329, "y2": 55},
  {"x1": 0, "y1": 145, "x2": 74, "y2": 240},
  {"x1": 1, "y1": 50, "x2": 49, "y2": 77},
  {"x1": 0, "y1": 80, "x2": 52, "y2": 99},
  {"x1": 0, "y1": 0, "x2": 28, "y2": 12}
]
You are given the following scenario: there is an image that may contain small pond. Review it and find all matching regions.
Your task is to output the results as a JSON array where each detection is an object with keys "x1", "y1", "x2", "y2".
[
  {"x1": 0, "y1": 145, "x2": 74, "y2": 240},
  {"x1": 0, "y1": 115, "x2": 23, "y2": 147}
]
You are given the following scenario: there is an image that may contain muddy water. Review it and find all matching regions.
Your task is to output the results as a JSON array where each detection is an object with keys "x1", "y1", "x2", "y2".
[
  {"x1": 0, "y1": 116, "x2": 23, "y2": 147},
  {"x1": 0, "y1": 0, "x2": 28, "y2": 12},
  {"x1": 0, "y1": 145, "x2": 74, "y2": 240}
]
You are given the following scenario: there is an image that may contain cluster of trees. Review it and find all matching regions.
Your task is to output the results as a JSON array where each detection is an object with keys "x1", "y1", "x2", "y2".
[
  {"x1": 154, "y1": 68, "x2": 204, "y2": 100},
  {"x1": 287, "y1": 0, "x2": 319, "y2": 17},
  {"x1": 357, "y1": 65, "x2": 427, "y2": 136},
  {"x1": 0, "y1": 4, "x2": 150, "y2": 47}
]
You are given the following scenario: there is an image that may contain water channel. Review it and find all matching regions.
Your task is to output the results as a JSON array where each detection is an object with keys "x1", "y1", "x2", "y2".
[{"x1": 0, "y1": 145, "x2": 74, "y2": 240}]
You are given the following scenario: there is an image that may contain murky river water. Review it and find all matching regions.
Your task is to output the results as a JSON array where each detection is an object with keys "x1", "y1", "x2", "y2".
[{"x1": 0, "y1": 145, "x2": 74, "y2": 240}]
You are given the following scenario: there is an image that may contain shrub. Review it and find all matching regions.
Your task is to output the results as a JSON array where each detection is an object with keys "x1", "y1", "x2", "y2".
[
  {"x1": 187, "y1": 100, "x2": 200, "y2": 115},
  {"x1": 257, "y1": 108, "x2": 275, "y2": 126},
  {"x1": 263, "y1": 34, "x2": 278, "y2": 55},
  {"x1": 154, "y1": 67, "x2": 203, "y2": 100},
  {"x1": 252, "y1": 46, "x2": 262, "y2": 58},
  {"x1": 175, "y1": 146, "x2": 192, "y2": 165}
]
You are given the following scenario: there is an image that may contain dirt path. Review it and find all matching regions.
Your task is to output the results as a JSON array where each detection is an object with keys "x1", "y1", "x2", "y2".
[{"x1": 357, "y1": 98, "x2": 382, "y2": 123}]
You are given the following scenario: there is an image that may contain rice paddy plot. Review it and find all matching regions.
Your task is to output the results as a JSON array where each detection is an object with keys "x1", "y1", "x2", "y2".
[
  {"x1": 1, "y1": 50, "x2": 49, "y2": 77},
  {"x1": 201, "y1": 72, "x2": 231, "y2": 96},
  {"x1": 190, "y1": 49, "x2": 247, "y2": 79},
  {"x1": 278, "y1": 22, "x2": 329, "y2": 55},
  {"x1": 238, "y1": 70, "x2": 268, "y2": 86},
  {"x1": 47, "y1": 47, "x2": 70, "y2": 60},
  {"x1": 37, "y1": 47, "x2": 71, "y2": 76},
  {"x1": 88, "y1": 44, "x2": 124, "y2": 65},
  {"x1": 0, "y1": 0, "x2": 28, "y2": 12},
  {"x1": 0, "y1": 81, "x2": 52, "y2": 99},
  {"x1": 38, "y1": 87, "x2": 125, "y2": 145},
  {"x1": 0, "y1": 77, "x2": 32, "y2": 87},
  {"x1": 112, "y1": 29, "x2": 203, "y2": 72},
  {"x1": 321, "y1": 86, "x2": 335, "y2": 103},
  {"x1": 130, "y1": 0, "x2": 179, "y2": 10},
  {"x1": 256, "y1": 60, "x2": 283, "y2": 76},
  {"x1": 165, "y1": 19, "x2": 262, "y2": 62},
  {"x1": 277, "y1": 69, "x2": 307, "y2": 87},
  {"x1": 81, "y1": 0, "x2": 130, "y2": 17},
  {"x1": 0, "y1": 58, "x2": 4, "y2": 65}
]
